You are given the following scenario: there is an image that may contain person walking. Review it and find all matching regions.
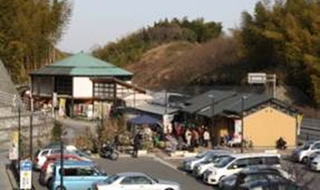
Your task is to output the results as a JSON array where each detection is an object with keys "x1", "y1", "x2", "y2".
[{"x1": 203, "y1": 130, "x2": 210, "y2": 147}]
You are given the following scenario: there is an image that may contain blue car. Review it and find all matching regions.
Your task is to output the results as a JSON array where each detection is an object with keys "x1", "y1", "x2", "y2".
[{"x1": 50, "y1": 160, "x2": 107, "y2": 190}]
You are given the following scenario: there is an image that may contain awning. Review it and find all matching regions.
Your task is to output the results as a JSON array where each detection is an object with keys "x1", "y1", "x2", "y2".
[{"x1": 129, "y1": 115, "x2": 160, "y2": 125}]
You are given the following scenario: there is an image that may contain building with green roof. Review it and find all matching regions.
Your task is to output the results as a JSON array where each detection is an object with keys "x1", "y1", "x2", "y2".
[{"x1": 30, "y1": 53, "x2": 140, "y2": 118}]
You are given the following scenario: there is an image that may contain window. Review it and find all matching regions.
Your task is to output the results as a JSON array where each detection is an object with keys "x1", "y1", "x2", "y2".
[
  {"x1": 312, "y1": 143, "x2": 320, "y2": 150},
  {"x1": 133, "y1": 176, "x2": 152, "y2": 184},
  {"x1": 121, "y1": 177, "x2": 135, "y2": 185},
  {"x1": 247, "y1": 157, "x2": 263, "y2": 166},
  {"x1": 120, "y1": 176, "x2": 152, "y2": 185},
  {"x1": 264, "y1": 157, "x2": 280, "y2": 165},
  {"x1": 233, "y1": 158, "x2": 248, "y2": 168},
  {"x1": 41, "y1": 150, "x2": 49, "y2": 156},
  {"x1": 78, "y1": 167, "x2": 96, "y2": 176},
  {"x1": 62, "y1": 168, "x2": 78, "y2": 176},
  {"x1": 51, "y1": 149, "x2": 61, "y2": 154}
]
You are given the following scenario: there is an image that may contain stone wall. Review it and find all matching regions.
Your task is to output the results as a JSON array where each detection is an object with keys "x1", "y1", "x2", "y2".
[{"x1": 0, "y1": 106, "x2": 53, "y2": 154}]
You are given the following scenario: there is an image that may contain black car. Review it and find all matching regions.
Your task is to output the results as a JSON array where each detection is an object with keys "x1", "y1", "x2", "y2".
[{"x1": 219, "y1": 166, "x2": 298, "y2": 190}]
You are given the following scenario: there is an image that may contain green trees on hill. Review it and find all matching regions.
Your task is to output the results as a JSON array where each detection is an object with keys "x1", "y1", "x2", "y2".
[
  {"x1": 0, "y1": 0, "x2": 71, "y2": 83},
  {"x1": 239, "y1": 0, "x2": 320, "y2": 105},
  {"x1": 92, "y1": 18, "x2": 222, "y2": 67}
]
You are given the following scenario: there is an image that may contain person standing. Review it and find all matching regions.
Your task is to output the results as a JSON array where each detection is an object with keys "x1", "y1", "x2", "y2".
[
  {"x1": 185, "y1": 128, "x2": 192, "y2": 147},
  {"x1": 132, "y1": 133, "x2": 142, "y2": 158},
  {"x1": 203, "y1": 130, "x2": 210, "y2": 147}
]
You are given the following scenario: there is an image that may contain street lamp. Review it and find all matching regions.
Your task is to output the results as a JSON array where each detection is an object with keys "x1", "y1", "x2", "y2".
[
  {"x1": 241, "y1": 96, "x2": 247, "y2": 153},
  {"x1": 208, "y1": 94, "x2": 215, "y2": 147}
]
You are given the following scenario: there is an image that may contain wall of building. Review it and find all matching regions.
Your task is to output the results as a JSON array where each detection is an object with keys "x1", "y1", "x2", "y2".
[
  {"x1": 244, "y1": 106, "x2": 296, "y2": 147},
  {"x1": 73, "y1": 77, "x2": 93, "y2": 98}
]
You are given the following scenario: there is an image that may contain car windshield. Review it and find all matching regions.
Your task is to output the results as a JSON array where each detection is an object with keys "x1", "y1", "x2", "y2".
[
  {"x1": 301, "y1": 144, "x2": 310, "y2": 150},
  {"x1": 212, "y1": 155, "x2": 229, "y2": 164},
  {"x1": 148, "y1": 175, "x2": 159, "y2": 183},
  {"x1": 196, "y1": 151, "x2": 209, "y2": 158},
  {"x1": 214, "y1": 156, "x2": 235, "y2": 168},
  {"x1": 103, "y1": 175, "x2": 119, "y2": 184},
  {"x1": 73, "y1": 150, "x2": 90, "y2": 158}
]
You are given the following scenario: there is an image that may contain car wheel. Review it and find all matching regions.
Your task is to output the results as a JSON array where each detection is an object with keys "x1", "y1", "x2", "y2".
[
  {"x1": 164, "y1": 188, "x2": 174, "y2": 190},
  {"x1": 219, "y1": 176, "x2": 226, "y2": 182},
  {"x1": 302, "y1": 157, "x2": 308, "y2": 164},
  {"x1": 56, "y1": 186, "x2": 66, "y2": 190},
  {"x1": 46, "y1": 178, "x2": 52, "y2": 187}
]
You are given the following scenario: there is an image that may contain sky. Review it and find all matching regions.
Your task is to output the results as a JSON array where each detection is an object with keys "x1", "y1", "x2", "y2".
[{"x1": 57, "y1": 0, "x2": 260, "y2": 53}]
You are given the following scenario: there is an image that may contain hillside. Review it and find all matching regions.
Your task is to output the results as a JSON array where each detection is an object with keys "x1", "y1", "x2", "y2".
[{"x1": 126, "y1": 37, "x2": 241, "y2": 90}]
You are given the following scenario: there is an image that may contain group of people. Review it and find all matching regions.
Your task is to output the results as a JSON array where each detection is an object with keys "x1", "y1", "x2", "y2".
[{"x1": 171, "y1": 123, "x2": 211, "y2": 148}]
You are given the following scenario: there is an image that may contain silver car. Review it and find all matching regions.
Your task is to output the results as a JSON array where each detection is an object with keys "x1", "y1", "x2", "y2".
[
  {"x1": 92, "y1": 172, "x2": 181, "y2": 190},
  {"x1": 182, "y1": 149, "x2": 230, "y2": 172}
]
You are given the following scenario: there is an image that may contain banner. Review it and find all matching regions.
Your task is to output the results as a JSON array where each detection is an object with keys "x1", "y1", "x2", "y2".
[
  {"x1": 234, "y1": 119, "x2": 242, "y2": 134},
  {"x1": 9, "y1": 131, "x2": 18, "y2": 160}
]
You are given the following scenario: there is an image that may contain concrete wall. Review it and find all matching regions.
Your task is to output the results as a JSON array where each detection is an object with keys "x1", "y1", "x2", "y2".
[
  {"x1": 244, "y1": 106, "x2": 296, "y2": 147},
  {"x1": 73, "y1": 77, "x2": 93, "y2": 98}
]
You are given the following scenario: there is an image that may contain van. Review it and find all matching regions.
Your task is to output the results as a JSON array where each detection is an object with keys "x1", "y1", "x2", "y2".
[
  {"x1": 50, "y1": 160, "x2": 107, "y2": 190},
  {"x1": 202, "y1": 153, "x2": 281, "y2": 185}
]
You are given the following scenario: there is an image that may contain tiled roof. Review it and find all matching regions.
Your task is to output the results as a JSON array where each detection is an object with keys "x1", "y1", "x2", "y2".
[
  {"x1": 30, "y1": 53, "x2": 132, "y2": 77},
  {"x1": 182, "y1": 89, "x2": 297, "y2": 118}
]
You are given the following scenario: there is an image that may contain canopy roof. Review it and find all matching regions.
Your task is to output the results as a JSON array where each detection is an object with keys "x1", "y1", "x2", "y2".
[
  {"x1": 129, "y1": 115, "x2": 160, "y2": 125},
  {"x1": 31, "y1": 53, "x2": 133, "y2": 77}
]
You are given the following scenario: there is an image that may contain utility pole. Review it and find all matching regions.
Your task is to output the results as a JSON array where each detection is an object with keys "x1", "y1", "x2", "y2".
[
  {"x1": 241, "y1": 96, "x2": 246, "y2": 153},
  {"x1": 208, "y1": 94, "x2": 215, "y2": 147}
]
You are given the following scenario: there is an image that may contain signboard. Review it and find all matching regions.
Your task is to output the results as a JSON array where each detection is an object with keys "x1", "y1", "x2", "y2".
[
  {"x1": 9, "y1": 131, "x2": 18, "y2": 160},
  {"x1": 53, "y1": 92, "x2": 58, "y2": 108},
  {"x1": 248, "y1": 73, "x2": 267, "y2": 84},
  {"x1": 20, "y1": 160, "x2": 32, "y2": 189},
  {"x1": 234, "y1": 119, "x2": 242, "y2": 134}
]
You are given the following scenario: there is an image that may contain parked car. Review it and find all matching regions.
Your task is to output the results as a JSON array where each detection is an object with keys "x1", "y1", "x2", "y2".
[
  {"x1": 92, "y1": 172, "x2": 181, "y2": 190},
  {"x1": 233, "y1": 178, "x2": 301, "y2": 190},
  {"x1": 39, "y1": 154, "x2": 83, "y2": 186},
  {"x1": 182, "y1": 149, "x2": 230, "y2": 172},
  {"x1": 291, "y1": 140, "x2": 320, "y2": 163},
  {"x1": 307, "y1": 151, "x2": 320, "y2": 166},
  {"x1": 192, "y1": 153, "x2": 231, "y2": 178},
  {"x1": 203, "y1": 153, "x2": 281, "y2": 185},
  {"x1": 219, "y1": 166, "x2": 294, "y2": 190},
  {"x1": 50, "y1": 160, "x2": 107, "y2": 190},
  {"x1": 309, "y1": 154, "x2": 320, "y2": 171},
  {"x1": 34, "y1": 148, "x2": 71, "y2": 170}
]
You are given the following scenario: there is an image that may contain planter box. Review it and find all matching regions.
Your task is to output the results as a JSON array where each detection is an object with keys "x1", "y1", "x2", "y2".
[
  {"x1": 169, "y1": 151, "x2": 198, "y2": 158},
  {"x1": 138, "y1": 150, "x2": 148, "y2": 156}
]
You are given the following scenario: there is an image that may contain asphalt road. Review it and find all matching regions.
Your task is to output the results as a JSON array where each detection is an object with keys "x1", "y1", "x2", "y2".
[{"x1": 32, "y1": 157, "x2": 214, "y2": 190}]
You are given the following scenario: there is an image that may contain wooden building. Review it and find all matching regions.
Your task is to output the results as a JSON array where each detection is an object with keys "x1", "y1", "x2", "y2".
[{"x1": 30, "y1": 53, "x2": 144, "y2": 118}]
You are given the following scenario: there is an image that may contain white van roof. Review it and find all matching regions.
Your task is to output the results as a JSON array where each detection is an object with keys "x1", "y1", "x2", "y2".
[{"x1": 229, "y1": 152, "x2": 280, "y2": 159}]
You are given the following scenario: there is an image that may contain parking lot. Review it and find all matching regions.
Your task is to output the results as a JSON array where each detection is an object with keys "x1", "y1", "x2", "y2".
[
  {"x1": 31, "y1": 154, "x2": 320, "y2": 190},
  {"x1": 33, "y1": 156, "x2": 214, "y2": 190}
]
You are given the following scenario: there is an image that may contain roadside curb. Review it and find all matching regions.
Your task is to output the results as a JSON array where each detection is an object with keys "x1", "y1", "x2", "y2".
[{"x1": 5, "y1": 164, "x2": 18, "y2": 190}]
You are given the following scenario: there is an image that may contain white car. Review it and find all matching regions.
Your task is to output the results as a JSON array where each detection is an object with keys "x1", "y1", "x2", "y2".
[
  {"x1": 310, "y1": 154, "x2": 320, "y2": 171},
  {"x1": 291, "y1": 140, "x2": 320, "y2": 163},
  {"x1": 182, "y1": 149, "x2": 230, "y2": 172},
  {"x1": 34, "y1": 145, "x2": 78, "y2": 169},
  {"x1": 203, "y1": 153, "x2": 281, "y2": 185},
  {"x1": 192, "y1": 154, "x2": 230, "y2": 178},
  {"x1": 92, "y1": 172, "x2": 181, "y2": 190}
]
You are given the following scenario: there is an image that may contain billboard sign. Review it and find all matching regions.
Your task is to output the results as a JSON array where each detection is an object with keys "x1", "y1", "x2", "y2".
[{"x1": 248, "y1": 73, "x2": 267, "y2": 84}]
